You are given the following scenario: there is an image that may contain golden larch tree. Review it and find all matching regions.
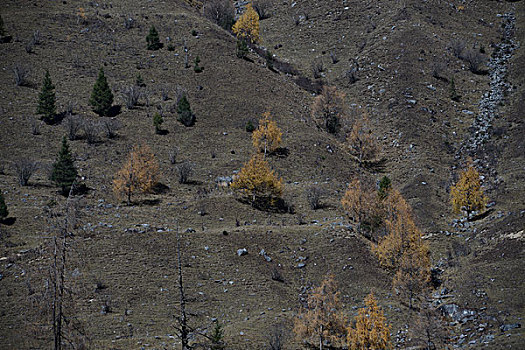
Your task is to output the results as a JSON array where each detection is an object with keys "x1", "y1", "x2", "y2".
[
  {"x1": 113, "y1": 144, "x2": 160, "y2": 204},
  {"x1": 231, "y1": 154, "x2": 283, "y2": 205},
  {"x1": 347, "y1": 114, "x2": 379, "y2": 166},
  {"x1": 294, "y1": 274, "x2": 347, "y2": 349},
  {"x1": 341, "y1": 178, "x2": 379, "y2": 238},
  {"x1": 311, "y1": 85, "x2": 348, "y2": 134},
  {"x1": 450, "y1": 163, "x2": 488, "y2": 217},
  {"x1": 252, "y1": 111, "x2": 282, "y2": 156},
  {"x1": 347, "y1": 292, "x2": 392, "y2": 350},
  {"x1": 372, "y1": 189, "x2": 417, "y2": 269},
  {"x1": 232, "y1": 3, "x2": 260, "y2": 44},
  {"x1": 392, "y1": 234, "x2": 431, "y2": 309}
]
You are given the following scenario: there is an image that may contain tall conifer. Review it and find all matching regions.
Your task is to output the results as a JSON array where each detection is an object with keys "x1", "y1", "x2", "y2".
[
  {"x1": 90, "y1": 68, "x2": 114, "y2": 116},
  {"x1": 37, "y1": 70, "x2": 57, "y2": 124},
  {"x1": 51, "y1": 136, "x2": 78, "y2": 195}
]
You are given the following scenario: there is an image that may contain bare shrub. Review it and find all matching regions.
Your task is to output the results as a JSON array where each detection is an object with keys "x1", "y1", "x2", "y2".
[
  {"x1": 271, "y1": 266, "x2": 284, "y2": 282},
  {"x1": 64, "y1": 100, "x2": 76, "y2": 117},
  {"x1": 29, "y1": 117, "x2": 41, "y2": 135},
  {"x1": 160, "y1": 87, "x2": 169, "y2": 101},
  {"x1": 169, "y1": 146, "x2": 179, "y2": 164},
  {"x1": 25, "y1": 39, "x2": 35, "y2": 53},
  {"x1": 312, "y1": 59, "x2": 324, "y2": 79},
  {"x1": 463, "y1": 49, "x2": 486, "y2": 74},
  {"x1": 204, "y1": 0, "x2": 235, "y2": 30},
  {"x1": 121, "y1": 86, "x2": 142, "y2": 109},
  {"x1": 13, "y1": 159, "x2": 39, "y2": 186},
  {"x1": 13, "y1": 64, "x2": 30, "y2": 86},
  {"x1": 175, "y1": 86, "x2": 186, "y2": 104},
  {"x1": 329, "y1": 49, "x2": 339, "y2": 64},
  {"x1": 82, "y1": 119, "x2": 100, "y2": 144},
  {"x1": 32, "y1": 30, "x2": 42, "y2": 45},
  {"x1": 431, "y1": 60, "x2": 447, "y2": 80},
  {"x1": 449, "y1": 38, "x2": 466, "y2": 58},
  {"x1": 177, "y1": 161, "x2": 193, "y2": 184},
  {"x1": 63, "y1": 115, "x2": 83, "y2": 141},
  {"x1": 344, "y1": 66, "x2": 358, "y2": 85},
  {"x1": 306, "y1": 186, "x2": 324, "y2": 210},
  {"x1": 253, "y1": 0, "x2": 271, "y2": 20},
  {"x1": 100, "y1": 117, "x2": 121, "y2": 139}
]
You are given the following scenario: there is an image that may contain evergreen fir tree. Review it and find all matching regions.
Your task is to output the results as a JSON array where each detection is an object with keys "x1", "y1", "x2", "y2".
[
  {"x1": 0, "y1": 191, "x2": 8, "y2": 221},
  {"x1": 36, "y1": 70, "x2": 57, "y2": 124},
  {"x1": 176, "y1": 95, "x2": 195, "y2": 127},
  {"x1": 153, "y1": 113, "x2": 164, "y2": 134},
  {"x1": 90, "y1": 68, "x2": 114, "y2": 116},
  {"x1": 51, "y1": 136, "x2": 78, "y2": 196},
  {"x1": 146, "y1": 25, "x2": 162, "y2": 50}
]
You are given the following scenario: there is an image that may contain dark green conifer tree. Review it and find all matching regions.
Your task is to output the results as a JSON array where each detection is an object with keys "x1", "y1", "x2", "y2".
[
  {"x1": 51, "y1": 136, "x2": 78, "y2": 196},
  {"x1": 0, "y1": 191, "x2": 8, "y2": 221},
  {"x1": 37, "y1": 70, "x2": 57, "y2": 124},
  {"x1": 146, "y1": 25, "x2": 162, "y2": 50},
  {"x1": 176, "y1": 95, "x2": 196, "y2": 127},
  {"x1": 89, "y1": 68, "x2": 114, "y2": 116}
]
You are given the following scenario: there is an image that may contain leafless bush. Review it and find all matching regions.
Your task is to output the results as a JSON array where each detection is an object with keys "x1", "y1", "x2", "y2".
[
  {"x1": 13, "y1": 65, "x2": 30, "y2": 86},
  {"x1": 329, "y1": 49, "x2": 339, "y2": 64},
  {"x1": 271, "y1": 266, "x2": 284, "y2": 282},
  {"x1": 65, "y1": 100, "x2": 76, "y2": 117},
  {"x1": 312, "y1": 59, "x2": 324, "y2": 79},
  {"x1": 450, "y1": 38, "x2": 466, "y2": 58},
  {"x1": 82, "y1": 119, "x2": 100, "y2": 144},
  {"x1": 160, "y1": 87, "x2": 169, "y2": 101},
  {"x1": 432, "y1": 60, "x2": 447, "y2": 80},
  {"x1": 177, "y1": 161, "x2": 193, "y2": 184},
  {"x1": 64, "y1": 115, "x2": 83, "y2": 141},
  {"x1": 253, "y1": 0, "x2": 271, "y2": 20},
  {"x1": 463, "y1": 49, "x2": 486, "y2": 74},
  {"x1": 100, "y1": 118, "x2": 122, "y2": 139},
  {"x1": 25, "y1": 39, "x2": 35, "y2": 53},
  {"x1": 121, "y1": 86, "x2": 142, "y2": 109},
  {"x1": 344, "y1": 67, "x2": 358, "y2": 85},
  {"x1": 204, "y1": 0, "x2": 235, "y2": 30},
  {"x1": 29, "y1": 117, "x2": 41, "y2": 135},
  {"x1": 169, "y1": 146, "x2": 179, "y2": 164},
  {"x1": 32, "y1": 30, "x2": 42, "y2": 45},
  {"x1": 13, "y1": 159, "x2": 39, "y2": 186},
  {"x1": 175, "y1": 86, "x2": 186, "y2": 104},
  {"x1": 306, "y1": 186, "x2": 324, "y2": 210}
]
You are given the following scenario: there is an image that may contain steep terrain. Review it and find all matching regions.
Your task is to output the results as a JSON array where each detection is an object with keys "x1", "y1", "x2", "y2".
[{"x1": 0, "y1": 0, "x2": 523, "y2": 349}]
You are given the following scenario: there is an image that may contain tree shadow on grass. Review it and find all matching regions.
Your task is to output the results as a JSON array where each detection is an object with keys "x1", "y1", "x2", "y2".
[
  {"x1": 106, "y1": 105, "x2": 122, "y2": 118},
  {"x1": 363, "y1": 158, "x2": 387, "y2": 172},
  {"x1": 1, "y1": 217, "x2": 17, "y2": 226}
]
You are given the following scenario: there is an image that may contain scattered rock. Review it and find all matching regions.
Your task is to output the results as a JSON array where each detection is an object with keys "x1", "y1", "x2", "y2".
[{"x1": 237, "y1": 248, "x2": 248, "y2": 256}]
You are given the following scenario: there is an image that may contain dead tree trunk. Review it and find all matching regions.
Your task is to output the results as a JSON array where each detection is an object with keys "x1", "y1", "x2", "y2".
[{"x1": 176, "y1": 226, "x2": 190, "y2": 350}]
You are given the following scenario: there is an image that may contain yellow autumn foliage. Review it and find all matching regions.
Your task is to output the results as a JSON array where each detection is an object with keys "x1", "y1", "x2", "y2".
[
  {"x1": 231, "y1": 154, "x2": 283, "y2": 204},
  {"x1": 232, "y1": 3, "x2": 260, "y2": 44},
  {"x1": 347, "y1": 292, "x2": 392, "y2": 350},
  {"x1": 252, "y1": 111, "x2": 282, "y2": 155},
  {"x1": 341, "y1": 178, "x2": 379, "y2": 235},
  {"x1": 113, "y1": 144, "x2": 159, "y2": 204},
  {"x1": 450, "y1": 163, "x2": 488, "y2": 216},
  {"x1": 294, "y1": 274, "x2": 347, "y2": 349}
]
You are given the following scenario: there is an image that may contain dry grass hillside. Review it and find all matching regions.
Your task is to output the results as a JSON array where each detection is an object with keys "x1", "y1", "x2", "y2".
[{"x1": 0, "y1": 0, "x2": 523, "y2": 349}]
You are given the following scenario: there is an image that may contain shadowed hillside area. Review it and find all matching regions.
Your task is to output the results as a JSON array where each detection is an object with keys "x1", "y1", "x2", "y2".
[{"x1": 0, "y1": 0, "x2": 523, "y2": 349}]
